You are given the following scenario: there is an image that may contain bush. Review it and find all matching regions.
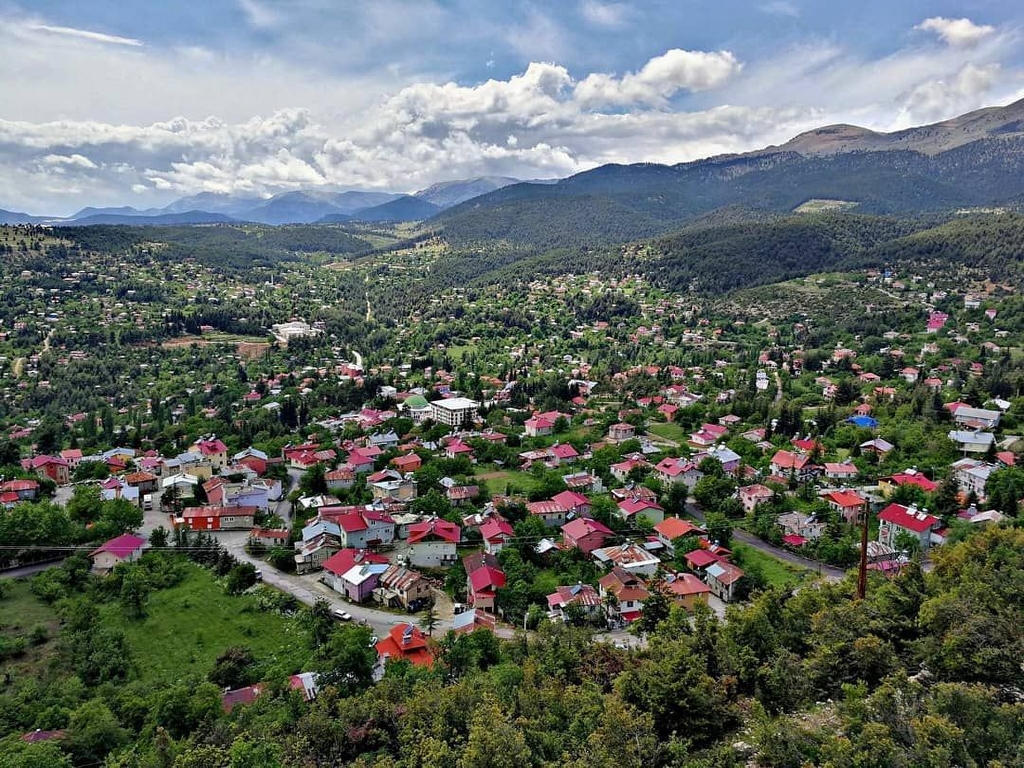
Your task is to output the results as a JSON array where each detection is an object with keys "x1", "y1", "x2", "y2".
[{"x1": 29, "y1": 624, "x2": 49, "y2": 646}]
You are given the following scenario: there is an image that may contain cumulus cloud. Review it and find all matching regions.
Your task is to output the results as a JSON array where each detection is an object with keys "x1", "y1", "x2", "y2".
[
  {"x1": 916, "y1": 17, "x2": 995, "y2": 48},
  {"x1": 894, "y1": 62, "x2": 1001, "y2": 126},
  {"x1": 575, "y1": 49, "x2": 742, "y2": 108},
  {"x1": 42, "y1": 153, "x2": 98, "y2": 169}
]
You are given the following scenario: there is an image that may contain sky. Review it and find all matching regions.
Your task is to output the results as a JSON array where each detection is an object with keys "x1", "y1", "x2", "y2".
[{"x1": 2, "y1": 0, "x2": 1024, "y2": 215}]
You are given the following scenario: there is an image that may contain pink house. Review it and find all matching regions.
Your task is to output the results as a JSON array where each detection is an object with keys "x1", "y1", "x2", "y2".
[
  {"x1": 561, "y1": 517, "x2": 614, "y2": 554},
  {"x1": 616, "y1": 498, "x2": 665, "y2": 525}
]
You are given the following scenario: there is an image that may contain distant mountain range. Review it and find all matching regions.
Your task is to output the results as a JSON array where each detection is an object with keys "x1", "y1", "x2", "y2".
[
  {"x1": 6, "y1": 99, "x2": 1024, "y2": 231},
  {"x1": 0, "y1": 176, "x2": 526, "y2": 226},
  {"x1": 432, "y1": 97, "x2": 1024, "y2": 248}
]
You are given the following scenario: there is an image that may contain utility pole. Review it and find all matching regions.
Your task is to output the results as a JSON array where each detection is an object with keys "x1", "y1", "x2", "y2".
[{"x1": 856, "y1": 507, "x2": 869, "y2": 600}]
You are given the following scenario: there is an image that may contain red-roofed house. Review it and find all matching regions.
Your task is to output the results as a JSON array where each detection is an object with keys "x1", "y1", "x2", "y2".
[
  {"x1": 616, "y1": 498, "x2": 665, "y2": 525},
  {"x1": 552, "y1": 490, "x2": 590, "y2": 518},
  {"x1": 684, "y1": 548, "x2": 720, "y2": 573},
  {"x1": 524, "y1": 416, "x2": 555, "y2": 437},
  {"x1": 654, "y1": 457, "x2": 703, "y2": 488},
  {"x1": 1, "y1": 478, "x2": 39, "y2": 501},
  {"x1": 550, "y1": 443, "x2": 580, "y2": 465},
  {"x1": 407, "y1": 518, "x2": 461, "y2": 567},
  {"x1": 181, "y1": 505, "x2": 257, "y2": 531},
  {"x1": 824, "y1": 462, "x2": 860, "y2": 483},
  {"x1": 653, "y1": 517, "x2": 705, "y2": 552},
  {"x1": 664, "y1": 571, "x2": 712, "y2": 610},
  {"x1": 561, "y1": 517, "x2": 614, "y2": 554},
  {"x1": 598, "y1": 566, "x2": 650, "y2": 623},
  {"x1": 822, "y1": 490, "x2": 869, "y2": 523},
  {"x1": 375, "y1": 623, "x2": 434, "y2": 668},
  {"x1": 770, "y1": 450, "x2": 816, "y2": 482},
  {"x1": 527, "y1": 499, "x2": 568, "y2": 527},
  {"x1": 89, "y1": 533, "x2": 146, "y2": 574},
  {"x1": 390, "y1": 453, "x2": 422, "y2": 473},
  {"x1": 877, "y1": 503, "x2": 941, "y2": 551},
  {"x1": 465, "y1": 556, "x2": 506, "y2": 613},
  {"x1": 191, "y1": 438, "x2": 229, "y2": 469},
  {"x1": 222, "y1": 684, "x2": 266, "y2": 713},
  {"x1": 878, "y1": 470, "x2": 937, "y2": 497},
  {"x1": 22, "y1": 455, "x2": 70, "y2": 485},
  {"x1": 322, "y1": 548, "x2": 390, "y2": 597},
  {"x1": 480, "y1": 518, "x2": 515, "y2": 554}
]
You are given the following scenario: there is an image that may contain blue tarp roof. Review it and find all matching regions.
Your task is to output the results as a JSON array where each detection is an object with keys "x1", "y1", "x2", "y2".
[{"x1": 846, "y1": 415, "x2": 879, "y2": 428}]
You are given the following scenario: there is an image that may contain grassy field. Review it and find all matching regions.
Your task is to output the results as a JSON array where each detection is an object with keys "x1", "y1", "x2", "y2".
[
  {"x1": 731, "y1": 542, "x2": 811, "y2": 588},
  {"x1": 98, "y1": 565, "x2": 312, "y2": 684},
  {"x1": 0, "y1": 578, "x2": 60, "y2": 674},
  {"x1": 474, "y1": 468, "x2": 546, "y2": 496},
  {"x1": 646, "y1": 421, "x2": 689, "y2": 444}
]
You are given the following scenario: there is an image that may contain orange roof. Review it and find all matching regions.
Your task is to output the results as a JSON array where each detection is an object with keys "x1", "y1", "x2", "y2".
[
  {"x1": 375, "y1": 623, "x2": 434, "y2": 667},
  {"x1": 654, "y1": 517, "x2": 704, "y2": 540}
]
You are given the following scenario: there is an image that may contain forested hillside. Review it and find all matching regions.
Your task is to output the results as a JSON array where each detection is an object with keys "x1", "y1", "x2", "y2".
[{"x1": 3, "y1": 526, "x2": 1022, "y2": 766}]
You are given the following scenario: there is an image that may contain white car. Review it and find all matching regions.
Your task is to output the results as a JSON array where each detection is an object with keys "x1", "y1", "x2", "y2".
[{"x1": 332, "y1": 609, "x2": 352, "y2": 621}]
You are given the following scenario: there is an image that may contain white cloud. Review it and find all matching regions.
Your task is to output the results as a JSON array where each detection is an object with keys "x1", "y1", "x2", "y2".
[
  {"x1": 575, "y1": 49, "x2": 742, "y2": 108},
  {"x1": 236, "y1": 0, "x2": 279, "y2": 29},
  {"x1": 916, "y1": 17, "x2": 995, "y2": 48},
  {"x1": 27, "y1": 23, "x2": 143, "y2": 47},
  {"x1": 579, "y1": 0, "x2": 631, "y2": 29},
  {"x1": 760, "y1": 2, "x2": 799, "y2": 18},
  {"x1": 893, "y1": 63, "x2": 1001, "y2": 127},
  {"x1": 42, "y1": 153, "x2": 98, "y2": 169}
]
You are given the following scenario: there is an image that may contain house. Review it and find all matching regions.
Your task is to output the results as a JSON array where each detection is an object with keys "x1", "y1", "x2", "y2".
[
  {"x1": 339, "y1": 562, "x2": 391, "y2": 603},
  {"x1": 190, "y1": 437, "x2": 229, "y2": 470},
  {"x1": 294, "y1": 529, "x2": 342, "y2": 573},
  {"x1": 877, "y1": 503, "x2": 941, "y2": 551},
  {"x1": 608, "y1": 422, "x2": 636, "y2": 442},
  {"x1": 320, "y1": 508, "x2": 396, "y2": 549},
  {"x1": 951, "y1": 458, "x2": 997, "y2": 502},
  {"x1": 369, "y1": 431, "x2": 400, "y2": 451},
  {"x1": 592, "y1": 542, "x2": 661, "y2": 576},
  {"x1": 99, "y1": 477, "x2": 139, "y2": 504},
  {"x1": 860, "y1": 438, "x2": 894, "y2": 457},
  {"x1": 878, "y1": 469, "x2": 937, "y2": 497},
  {"x1": 776, "y1": 511, "x2": 826, "y2": 540},
  {"x1": 446, "y1": 485, "x2": 479, "y2": 506},
  {"x1": 347, "y1": 448, "x2": 376, "y2": 474},
  {"x1": 180, "y1": 505, "x2": 257, "y2": 531},
  {"x1": 444, "y1": 441, "x2": 476, "y2": 461},
  {"x1": 369, "y1": 474, "x2": 418, "y2": 502},
  {"x1": 288, "y1": 672, "x2": 320, "y2": 703},
  {"x1": 222, "y1": 684, "x2": 266, "y2": 713},
  {"x1": 653, "y1": 517, "x2": 705, "y2": 553},
  {"x1": 0, "y1": 479, "x2": 39, "y2": 501},
  {"x1": 248, "y1": 528, "x2": 290, "y2": 548},
  {"x1": 527, "y1": 499, "x2": 569, "y2": 527},
  {"x1": 325, "y1": 467, "x2": 355, "y2": 491},
  {"x1": 684, "y1": 548, "x2": 720, "y2": 574},
  {"x1": 705, "y1": 561, "x2": 745, "y2": 602},
  {"x1": 610, "y1": 458, "x2": 649, "y2": 482},
  {"x1": 552, "y1": 490, "x2": 590, "y2": 519},
  {"x1": 452, "y1": 608, "x2": 497, "y2": 635},
  {"x1": 59, "y1": 448, "x2": 83, "y2": 469},
  {"x1": 738, "y1": 484, "x2": 775, "y2": 514},
  {"x1": 653, "y1": 457, "x2": 703, "y2": 488},
  {"x1": 616, "y1": 498, "x2": 665, "y2": 525},
  {"x1": 406, "y1": 518, "x2": 461, "y2": 568},
  {"x1": 561, "y1": 517, "x2": 615, "y2": 555},
  {"x1": 562, "y1": 471, "x2": 602, "y2": 492},
  {"x1": 948, "y1": 430, "x2": 995, "y2": 454},
  {"x1": 546, "y1": 583, "x2": 602, "y2": 621},
  {"x1": 550, "y1": 443, "x2": 580, "y2": 465},
  {"x1": 524, "y1": 416, "x2": 555, "y2": 437},
  {"x1": 374, "y1": 565, "x2": 432, "y2": 610},
  {"x1": 822, "y1": 489, "x2": 869, "y2": 524},
  {"x1": 769, "y1": 450, "x2": 816, "y2": 482},
  {"x1": 696, "y1": 445, "x2": 742, "y2": 475},
  {"x1": 391, "y1": 453, "x2": 422, "y2": 473},
  {"x1": 22, "y1": 455, "x2": 70, "y2": 485},
  {"x1": 480, "y1": 518, "x2": 515, "y2": 554},
  {"x1": 429, "y1": 397, "x2": 480, "y2": 427},
  {"x1": 375, "y1": 623, "x2": 434, "y2": 668},
  {"x1": 124, "y1": 471, "x2": 159, "y2": 495},
  {"x1": 823, "y1": 462, "x2": 859, "y2": 483},
  {"x1": 598, "y1": 566, "x2": 650, "y2": 623},
  {"x1": 464, "y1": 553, "x2": 506, "y2": 613},
  {"x1": 89, "y1": 533, "x2": 146, "y2": 574},
  {"x1": 232, "y1": 447, "x2": 269, "y2": 476},
  {"x1": 951, "y1": 406, "x2": 1001, "y2": 430},
  {"x1": 321, "y1": 548, "x2": 390, "y2": 599},
  {"x1": 663, "y1": 571, "x2": 711, "y2": 611}
]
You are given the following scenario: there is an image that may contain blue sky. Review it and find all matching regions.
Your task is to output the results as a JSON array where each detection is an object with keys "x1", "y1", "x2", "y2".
[{"x1": 2, "y1": 0, "x2": 1023, "y2": 214}]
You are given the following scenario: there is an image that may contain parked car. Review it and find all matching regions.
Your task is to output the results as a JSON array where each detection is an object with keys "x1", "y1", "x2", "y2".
[{"x1": 332, "y1": 609, "x2": 352, "y2": 621}]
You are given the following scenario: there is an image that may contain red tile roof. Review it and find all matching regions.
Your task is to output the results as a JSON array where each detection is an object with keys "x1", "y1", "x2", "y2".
[
  {"x1": 407, "y1": 518, "x2": 461, "y2": 544},
  {"x1": 878, "y1": 503, "x2": 940, "y2": 533},
  {"x1": 90, "y1": 533, "x2": 146, "y2": 559}
]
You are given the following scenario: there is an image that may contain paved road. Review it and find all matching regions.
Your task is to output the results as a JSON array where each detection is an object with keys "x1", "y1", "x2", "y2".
[{"x1": 685, "y1": 502, "x2": 847, "y2": 581}]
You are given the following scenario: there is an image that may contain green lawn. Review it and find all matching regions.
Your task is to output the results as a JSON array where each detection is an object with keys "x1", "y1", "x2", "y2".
[
  {"x1": 646, "y1": 421, "x2": 689, "y2": 443},
  {"x1": 731, "y1": 542, "x2": 811, "y2": 589},
  {"x1": 474, "y1": 468, "x2": 546, "y2": 496},
  {"x1": 99, "y1": 564, "x2": 312, "y2": 684}
]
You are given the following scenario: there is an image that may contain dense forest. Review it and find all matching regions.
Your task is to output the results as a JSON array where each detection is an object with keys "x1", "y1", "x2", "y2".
[{"x1": 2, "y1": 526, "x2": 1022, "y2": 766}]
